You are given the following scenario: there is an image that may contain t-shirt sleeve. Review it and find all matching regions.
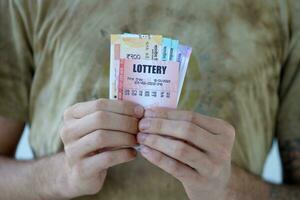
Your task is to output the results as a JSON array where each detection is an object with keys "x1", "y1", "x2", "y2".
[
  {"x1": 276, "y1": 1, "x2": 300, "y2": 142},
  {"x1": 0, "y1": 1, "x2": 34, "y2": 121}
]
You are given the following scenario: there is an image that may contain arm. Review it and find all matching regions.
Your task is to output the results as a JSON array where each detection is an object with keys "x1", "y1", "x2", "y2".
[
  {"x1": 227, "y1": 161, "x2": 300, "y2": 200},
  {"x1": 136, "y1": 108, "x2": 300, "y2": 200},
  {"x1": 0, "y1": 150, "x2": 66, "y2": 200},
  {"x1": 0, "y1": 99, "x2": 143, "y2": 200},
  {"x1": 270, "y1": 138, "x2": 300, "y2": 199},
  {"x1": 0, "y1": 116, "x2": 66, "y2": 200}
]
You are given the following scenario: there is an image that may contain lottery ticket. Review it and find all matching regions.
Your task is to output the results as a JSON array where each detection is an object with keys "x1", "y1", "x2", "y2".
[
  {"x1": 110, "y1": 34, "x2": 163, "y2": 99},
  {"x1": 161, "y1": 37, "x2": 172, "y2": 61},
  {"x1": 170, "y1": 39, "x2": 179, "y2": 61},
  {"x1": 123, "y1": 33, "x2": 151, "y2": 39},
  {"x1": 109, "y1": 33, "x2": 192, "y2": 108},
  {"x1": 177, "y1": 45, "x2": 192, "y2": 102},
  {"x1": 118, "y1": 59, "x2": 179, "y2": 108}
]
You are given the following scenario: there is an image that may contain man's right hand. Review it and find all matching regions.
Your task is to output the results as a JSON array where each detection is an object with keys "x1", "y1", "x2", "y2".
[{"x1": 59, "y1": 99, "x2": 144, "y2": 198}]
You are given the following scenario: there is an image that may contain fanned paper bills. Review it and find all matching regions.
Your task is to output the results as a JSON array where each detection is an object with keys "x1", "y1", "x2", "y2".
[{"x1": 110, "y1": 33, "x2": 192, "y2": 108}]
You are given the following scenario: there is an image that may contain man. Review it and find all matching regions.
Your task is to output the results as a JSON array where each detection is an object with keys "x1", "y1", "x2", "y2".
[{"x1": 0, "y1": 0, "x2": 299, "y2": 199}]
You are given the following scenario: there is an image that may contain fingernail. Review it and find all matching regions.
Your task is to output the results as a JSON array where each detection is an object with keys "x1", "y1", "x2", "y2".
[
  {"x1": 139, "y1": 119, "x2": 150, "y2": 130},
  {"x1": 140, "y1": 145, "x2": 151, "y2": 155},
  {"x1": 134, "y1": 106, "x2": 144, "y2": 118},
  {"x1": 137, "y1": 133, "x2": 148, "y2": 143}
]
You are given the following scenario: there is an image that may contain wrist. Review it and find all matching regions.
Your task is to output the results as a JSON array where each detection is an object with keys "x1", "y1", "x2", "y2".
[
  {"x1": 225, "y1": 164, "x2": 269, "y2": 200},
  {"x1": 224, "y1": 164, "x2": 247, "y2": 200},
  {"x1": 34, "y1": 152, "x2": 70, "y2": 200}
]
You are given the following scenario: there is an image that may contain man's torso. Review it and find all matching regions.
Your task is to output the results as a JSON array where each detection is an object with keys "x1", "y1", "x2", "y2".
[{"x1": 11, "y1": 0, "x2": 287, "y2": 199}]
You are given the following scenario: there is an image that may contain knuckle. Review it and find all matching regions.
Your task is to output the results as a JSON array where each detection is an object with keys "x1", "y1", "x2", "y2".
[
  {"x1": 95, "y1": 111, "x2": 107, "y2": 121},
  {"x1": 63, "y1": 123, "x2": 73, "y2": 135},
  {"x1": 94, "y1": 130, "x2": 106, "y2": 145},
  {"x1": 95, "y1": 98, "x2": 107, "y2": 110},
  {"x1": 182, "y1": 121, "x2": 196, "y2": 135},
  {"x1": 119, "y1": 101, "x2": 130, "y2": 113},
  {"x1": 74, "y1": 162, "x2": 85, "y2": 177},
  {"x1": 69, "y1": 103, "x2": 81, "y2": 116},
  {"x1": 64, "y1": 144, "x2": 71, "y2": 154},
  {"x1": 185, "y1": 178, "x2": 200, "y2": 188},
  {"x1": 225, "y1": 123, "x2": 235, "y2": 135},
  {"x1": 187, "y1": 111, "x2": 195, "y2": 122},
  {"x1": 219, "y1": 119, "x2": 235, "y2": 136},
  {"x1": 72, "y1": 102, "x2": 82, "y2": 110},
  {"x1": 169, "y1": 161, "x2": 181, "y2": 175},
  {"x1": 179, "y1": 123, "x2": 195, "y2": 141},
  {"x1": 187, "y1": 123, "x2": 197, "y2": 134},
  {"x1": 154, "y1": 119, "x2": 163, "y2": 132},
  {"x1": 63, "y1": 108, "x2": 72, "y2": 120},
  {"x1": 125, "y1": 118, "x2": 138, "y2": 133},
  {"x1": 195, "y1": 174, "x2": 209, "y2": 187},
  {"x1": 215, "y1": 118, "x2": 226, "y2": 127},
  {"x1": 152, "y1": 151, "x2": 164, "y2": 164},
  {"x1": 148, "y1": 135, "x2": 158, "y2": 146},
  {"x1": 227, "y1": 126, "x2": 236, "y2": 141},
  {"x1": 60, "y1": 127, "x2": 67, "y2": 141},
  {"x1": 220, "y1": 150, "x2": 231, "y2": 162},
  {"x1": 210, "y1": 163, "x2": 222, "y2": 178},
  {"x1": 64, "y1": 144, "x2": 76, "y2": 158},
  {"x1": 101, "y1": 153, "x2": 113, "y2": 164},
  {"x1": 195, "y1": 174, "x2": 205, "y2": 184},
  {"x1": 60, "y1": 124, "x2": 72, "y2": 142},
  {"x1": 174, "y1": 143, "x2": 188, "y2": 158},
  {"x1": 215, "y1": 144, "x2": 231, "y2": 162}
]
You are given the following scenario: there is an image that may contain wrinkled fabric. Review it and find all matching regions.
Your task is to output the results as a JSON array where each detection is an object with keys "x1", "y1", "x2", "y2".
[{"x1": 0, "y1": 0, "x2": 300, "y2": 199}]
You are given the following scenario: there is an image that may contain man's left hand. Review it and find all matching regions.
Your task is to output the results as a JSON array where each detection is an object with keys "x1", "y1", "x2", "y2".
[{"x1": 137, "y1": 108, "x2": 235, "y2": 200}]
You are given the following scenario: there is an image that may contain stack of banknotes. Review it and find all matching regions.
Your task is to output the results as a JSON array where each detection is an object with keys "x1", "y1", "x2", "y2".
[{"x1": 109, "y1": 33, "x2": 192, "y2": 108}]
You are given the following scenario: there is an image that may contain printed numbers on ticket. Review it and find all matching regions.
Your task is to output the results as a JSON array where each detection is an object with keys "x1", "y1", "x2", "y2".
[{"x1": 118, "y1": 59, "x2": 179, "y2": 108}]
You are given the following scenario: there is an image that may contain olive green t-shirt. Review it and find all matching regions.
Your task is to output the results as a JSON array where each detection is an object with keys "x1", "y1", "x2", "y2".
[{"x1": 1, "y1": 0, "x2": 300, "y2": 199}]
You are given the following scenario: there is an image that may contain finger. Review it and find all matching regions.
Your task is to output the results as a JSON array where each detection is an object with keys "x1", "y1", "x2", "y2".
[
  {"x1": 64, "y1": 99, "x2": 144, "y2": 120},
  {"x1": 139, "y1": 118, "x2": 217, "y2": 152},
  {"x1": 62, "y1": 111, "x2": 138, "y2": 143},
  {"x1": 65, "y1": 130, "x2": 137, "y2": 163},
  {"x1": 144, "y1": 108, "x2": 235, "y2": 136},
  {"x1": 137, "y1": 133, "x2": 214, "y2": 175},
  {"x1": 139, "y1": 145, "x2": 199, "y2": 184},
  {"x1": 81, "y1": 148, "x2": 136, "y2": 177}
]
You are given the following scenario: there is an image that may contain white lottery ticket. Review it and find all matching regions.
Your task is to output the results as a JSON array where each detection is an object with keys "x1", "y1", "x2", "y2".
[{"x1": 109, "y1": 33, "x2": 192, "y2": 108}]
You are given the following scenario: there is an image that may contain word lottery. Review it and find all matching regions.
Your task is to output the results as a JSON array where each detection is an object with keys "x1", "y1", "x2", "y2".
[
  {"x1": 133, "y1": 64, "x2": 167, "y2": 74},
  {"x1": 109, "y1": 33, "x2": 192, "y2": 108}
]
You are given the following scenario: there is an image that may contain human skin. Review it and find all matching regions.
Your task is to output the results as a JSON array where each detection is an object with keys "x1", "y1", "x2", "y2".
[
  {"x1": 137, "y1": 108, "x2": 235, "y2": 200},
  {"x1": 0, "y1": 99, "x2": 144, "y2": 199},
  {"x1": 0, "y1": 99, "x2": 299, "y2": 199},
  {"x1": 136, "y1": 108, "x2": 300, "y2": 200}
]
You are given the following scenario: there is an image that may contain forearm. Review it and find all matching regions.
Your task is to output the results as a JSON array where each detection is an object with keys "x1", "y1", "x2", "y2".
[
  {"x1": 270, "y1": 185, "x2": 300, "y2": 200},
  {"x1": 227, "y1": 164, "x2": 300, "y2": 200},
  {"x1": 0, "y1": 153, "x2": 67, "y2": 200}
]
